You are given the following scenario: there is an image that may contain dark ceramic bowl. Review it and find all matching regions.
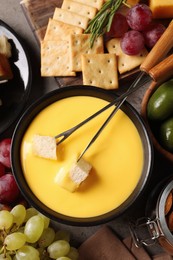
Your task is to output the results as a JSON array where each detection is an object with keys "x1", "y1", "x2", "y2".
[{"x1": 11, "y1": 86, "x2": 153, "y2": 226}]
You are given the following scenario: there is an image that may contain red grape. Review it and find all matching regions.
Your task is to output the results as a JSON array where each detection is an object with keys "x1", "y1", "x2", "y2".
[
  {"x1": 105, "y1": 13, "x2": 129, "y2": 39},
  {"x1": 0, "y1": 162, "x2": 5, "y2": 177},
  {"x1": 126, "y1": 4, "x2": 152, "y2": 31},
  {"x1": 0, "y1": 173, "x2": 20, "y2": 204},
  {"x1": 0, "y1": 138, "x2": 11, "y2": 168},
  {"x1": 143, "y1": 23, "x2": 166, "y2": 49},
  {"x1": 120, "y1": 30, "x2": 145, "y2": 55}
]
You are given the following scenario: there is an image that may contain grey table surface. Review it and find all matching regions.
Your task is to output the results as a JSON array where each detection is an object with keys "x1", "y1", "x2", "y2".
[{"x1": 1, "y1": 0, "x2": 173, "y2": 257}]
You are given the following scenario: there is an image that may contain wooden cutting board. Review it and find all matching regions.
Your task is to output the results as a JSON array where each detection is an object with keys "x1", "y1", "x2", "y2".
[{"x1": 20, "y1": 0, "x2": 142, "y2": 88}]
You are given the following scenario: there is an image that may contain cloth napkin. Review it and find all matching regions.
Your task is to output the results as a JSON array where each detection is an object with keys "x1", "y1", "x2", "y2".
[{"x1": 78, "y1": 225, "x2": 172, "y2": 260}]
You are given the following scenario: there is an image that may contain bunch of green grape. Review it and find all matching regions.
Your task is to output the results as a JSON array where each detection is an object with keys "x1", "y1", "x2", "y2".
[{"x1": 0, "y1": 205, "x2": 79, "y2": 260}]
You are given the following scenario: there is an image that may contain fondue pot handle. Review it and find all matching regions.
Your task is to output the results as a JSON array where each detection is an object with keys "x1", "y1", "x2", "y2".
[{"x1": 129, "y1": 217, "x2": 161, "y2": 247}]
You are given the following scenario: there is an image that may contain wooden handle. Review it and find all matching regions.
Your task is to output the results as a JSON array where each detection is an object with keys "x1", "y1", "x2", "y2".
[
  {"x1": 149, "y1": 54, "x2": 173, "y2": 82},
  {"x1": 140, "y1": 19, "x2": 173, "y2": 73}
]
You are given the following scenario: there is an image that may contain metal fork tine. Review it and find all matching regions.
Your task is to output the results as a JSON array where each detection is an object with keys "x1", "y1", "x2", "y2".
[{"x1": 77, "y1": 100, "x2": 123, "y2": 162}]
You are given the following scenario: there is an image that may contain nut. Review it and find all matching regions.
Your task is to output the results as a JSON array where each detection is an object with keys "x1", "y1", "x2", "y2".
[{"x1": 165, "y1": 191, "x2": 173, "y2": 215}]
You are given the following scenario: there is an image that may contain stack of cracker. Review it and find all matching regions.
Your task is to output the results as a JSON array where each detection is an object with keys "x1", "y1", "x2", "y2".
[
  {"x1": 41, "y1": 0, "x2": 119, "y2": 89},
  {"x1": 41, "y1": 0, "x2": 148, "y2": 90},
  {"x1": 41, "y1": 0, "x2": 104, "y2": 77}
]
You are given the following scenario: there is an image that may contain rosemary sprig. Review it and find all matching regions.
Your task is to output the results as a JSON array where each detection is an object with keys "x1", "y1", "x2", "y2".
[{"x1": 85, "y1": 0, "x2": 125, "y2": 47}]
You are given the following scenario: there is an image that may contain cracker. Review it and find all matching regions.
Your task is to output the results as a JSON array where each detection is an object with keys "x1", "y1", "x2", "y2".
[
  {"x1": 53, "y1": 7, "x2": 89, "y2": 30},
  {"x1": 106, "y1": 38, "x2": 148, "y2": 74},
  {"x1": 41, "y1": 40, "x2": 76, "y2": 77},
  {"x1": 74, "y1": 0, "x2": 104, "y2": 10},
  {"x1": 44, "y1": 18, "x2": 83, "y2": 41},
  {"x1": 69, "y1": 34, "x2": 104, "y2": 72},
  {"x1": 81, "y1": 54, "x2": 118, "y2": 89},
  {"x1": 61, "y1": 0, "x2": 97, "y2": 19}
]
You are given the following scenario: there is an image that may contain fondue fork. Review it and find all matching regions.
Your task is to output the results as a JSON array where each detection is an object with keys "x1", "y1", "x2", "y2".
[
  {"x1": 55, "y1": 54, "x2": 173, "y2": 161},
  {"x1": 55, "y1": 20, "x2": 173, "y2": 160},
  {"x1": 55, "y1": 72, "x2": 149, "y2": 145}
]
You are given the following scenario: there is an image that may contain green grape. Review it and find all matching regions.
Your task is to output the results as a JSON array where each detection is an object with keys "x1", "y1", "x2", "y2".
[
  {"x1": 66, "y1": 247, "x2": 79, "y2": 260},
  {"x1": 37, "y1": 247, "x2": 44, "y2": 255},
  {"x1": 24, "y1": 215, "x2": 44, "y2": 243},
  {"x1": 17, "y1": 226, "x2": 24, "y2": 233},
  {"x1": 11, "y1": 205, "x2": 26, "y2": 226},
  {"x1": 4, "y1": 232, "x2": 26, "y2": 251},
  {"x1": 47, "y1": 240, "x2": 70, "y2": 259},
  {"x1": 38, "y1": 227, "x2": 55, "y2": 248},
  {"x1": 54, "y1": 230, "x2": 70, "y2": 242},
  {"x1": 16, "y1": 245, "x2": 39, "y2": 260},
  {"x1": 24, "y1": 208, "x2": 38, "y2": 222},
  {"x1": 0, "y1": 254, "x2": 12, "y2": 260},
  {"x1": 37, "y1": 248, "x2": 51, "y2": 260},
  {"x1": 38, "y1": 213, "x2": 50, "y2": 229},
  {"x1": 0, "y1": 210, "x2": 13, "y2": 230},
  {"x1": 56, "y1": 256, "x2": 72, "y2": 260}
]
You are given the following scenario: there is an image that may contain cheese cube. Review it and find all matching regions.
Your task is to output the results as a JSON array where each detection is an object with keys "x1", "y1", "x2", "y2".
[{"x1": 149, "y1": 0, "x2": 173, "y2": 19}]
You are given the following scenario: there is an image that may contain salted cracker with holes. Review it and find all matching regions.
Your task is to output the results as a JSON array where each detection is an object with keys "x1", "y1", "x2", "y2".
[
  {"x1": 44, "y1": 18, "x2": 83, "y2": 41},
  {"x1": 73, "y1": 0, "x2": 104, "y2": 10},
  {"x1": 61, "y1": 0, "x2": 97, "y2": 19},
  {"x1": 69, "y1": 34, "x2": 104, "y2": 72},
  {"x1": 106, "y1": 38, "x2": 148, "y2": 74},
  {"x1": 41, "y1": 40, "x2": 76, "y2": 77},
  {"x1": 81, "y1": 53, "x2": 118, "y2": 89},
  {"x1": 53, "y1": 7, "x2": 89, "y2": 30}
]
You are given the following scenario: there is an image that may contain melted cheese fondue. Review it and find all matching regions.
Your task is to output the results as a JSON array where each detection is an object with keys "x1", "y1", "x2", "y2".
[{"x1": 21, "y1": 96, "x2": 144, "y2": 218}]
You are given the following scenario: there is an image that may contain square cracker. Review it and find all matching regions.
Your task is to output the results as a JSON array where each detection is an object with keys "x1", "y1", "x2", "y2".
[
  {"x1": 41, "y1": 40, "x2": 76, "y2": 77},
  {"x1": 73, "y1": 0, "x2": 104, "y2": 10},
  {"x1": 106, "y1": 38, "x2": 148, "y2": 74},
  {"x1": 69, "y1": 34, "x2": 104, "y2": 72},
  {"x1": 44, "y1": 18, "x2": 83, "y2": 41},
  {"x1": 81, "y1": 53, "x2": 118, "y2": 89},
  {"x1": 53, "y1": 7, "x2": 89, "y2": 30},
  {"x1": 61, "y1": 0, "x2": 97, "y2": 19}
]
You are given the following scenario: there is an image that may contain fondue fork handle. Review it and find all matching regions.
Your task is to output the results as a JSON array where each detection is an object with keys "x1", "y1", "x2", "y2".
[{"x1": 55, "y1": 72, "x2": 149, "y2": 145}]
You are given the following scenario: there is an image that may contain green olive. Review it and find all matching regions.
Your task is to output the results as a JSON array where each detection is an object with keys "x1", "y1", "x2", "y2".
[
  {"x1": 159, "y1": 117, "x2": 173, "y2": 153},
  {"x1": 147, "y1": 79, "x2": 173, "y2": 121}
]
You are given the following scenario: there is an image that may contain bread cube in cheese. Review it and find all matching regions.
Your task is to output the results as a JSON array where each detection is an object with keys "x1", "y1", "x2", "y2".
[
  {"x1": 56, "y1": 158, "x2": 92, "y2": 192},
  {"x1": 32, "y1": 134, "x2": 57, "y2": 160}
]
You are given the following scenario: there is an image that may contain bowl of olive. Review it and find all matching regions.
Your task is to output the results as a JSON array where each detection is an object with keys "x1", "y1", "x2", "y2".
[{"x1": 141, "y1": 78, "x2": 173, "y2": 162}]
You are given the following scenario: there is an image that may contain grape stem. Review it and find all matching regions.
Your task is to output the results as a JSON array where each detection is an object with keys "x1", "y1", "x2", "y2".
[{"x1": 85, "y1": 0, "x2": 127, "y2": 47}]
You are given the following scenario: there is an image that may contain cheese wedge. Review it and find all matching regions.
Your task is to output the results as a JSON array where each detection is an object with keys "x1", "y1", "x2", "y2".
[
  {"x1": 0, "y1": 35, "x2": 12, "y2": 58},
  {"x1": 0, "y1": 53, "x2": 13, "y2": 80}
]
